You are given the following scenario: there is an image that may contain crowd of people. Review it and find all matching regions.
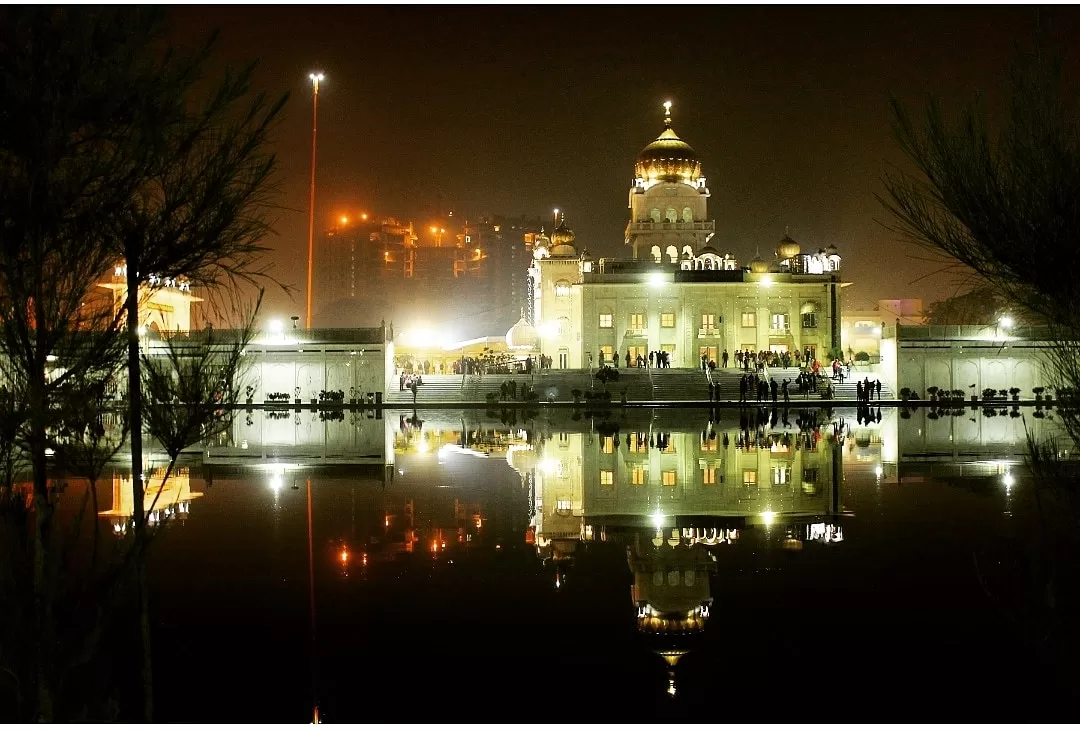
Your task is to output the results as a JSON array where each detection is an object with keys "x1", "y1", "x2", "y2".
[{"x1": 597, "y1": 349, "x2": 672, "y2": 369}]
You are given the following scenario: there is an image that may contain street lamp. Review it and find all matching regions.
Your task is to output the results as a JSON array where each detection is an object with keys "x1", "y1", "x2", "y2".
[
  {"x1": 999, "y1": 315, "x2": 1014, "y2": 329},
  {"x1": 305, "y1": 71, "x2": 325, "y2": 330}
]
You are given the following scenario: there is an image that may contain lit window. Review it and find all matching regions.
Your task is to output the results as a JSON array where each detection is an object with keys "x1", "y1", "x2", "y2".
[
  {"x1": 599, "y1": 313, "x2": 613, "y2": 328},
  {"x1": 703, "y1": 467, "x2": 717, "y2": 485},
  {"x1": 772, "y1": 466, "x2": 790, "y2": 486},
  {"x1": 701, "y1": 437, "x2": 717, "y2": 452},
  {"x1": 599, "y1": 345, "x2": 614, "y2": 361},
  {"x1": 743, "y1": 470, "x2": 757, "y2": 487},
  {"x1": 602, "y1": 436, "x2": 614, "y2": 454},
  {"x1": 630, "y1": 313, "x2": 646, "y2": 330},
  {"x1": 741, "y1": 311, "x2": 756, "y2": 328},
  {"x1": 771, "y1": 313, "x2": 788, "y2": 330},
  {"x1": 661, "y1": 312, "x2": 675, "y2": 328},
  {"x1": 600, "y1": 470, "x2": 614, "y2": 486},
  {"x1": 701, "y1": 313, "x2": 716, "y2": 329},
  {"x1": 802, "y1": 312, "x2": 818, "y2": 328},
  {"x1": 556, "y1": 499, "x2": 571, "y2": 511},
  {"x1": 631, "y1": 467, "x2": 646, "y2": 485},
  {"x1": 555, "y1": 280, "x2": 571, "y2": 297},
  {"x1": 629, "y1": 433, "x2": 648, "y2": 453},
  {"x1": 662, "y1": 470, "x2": 677, "y2": 486}
]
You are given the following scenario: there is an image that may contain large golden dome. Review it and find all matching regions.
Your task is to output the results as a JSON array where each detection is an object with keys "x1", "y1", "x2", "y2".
[
  {"x1": 635, "y1": 102, "x2": 702, "y2": 182},
  {"x1": 776, "y1": 234, "x2": 801, "y2": 260},
  {"x1": 549, "y1": 215, "x2": 577, "y2": 257}
]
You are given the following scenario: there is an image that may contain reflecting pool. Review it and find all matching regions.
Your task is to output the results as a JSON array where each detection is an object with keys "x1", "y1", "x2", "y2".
[{"x1": 101, "y1": 406, "x2": 1075, "y2": 721}]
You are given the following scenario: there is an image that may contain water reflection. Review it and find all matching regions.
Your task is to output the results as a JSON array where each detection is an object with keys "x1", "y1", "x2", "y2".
[
  {"x1": 98, "y1": 466, "x2": 202, "y2": 534},
  {"x1": 96, "y1": 405, "x2": 1067, "y2": 718}
]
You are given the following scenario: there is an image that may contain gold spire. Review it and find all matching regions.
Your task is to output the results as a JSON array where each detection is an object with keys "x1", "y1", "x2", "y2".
[{"x1": 663, "y1": 100, "x2": 673, "y2": 127}]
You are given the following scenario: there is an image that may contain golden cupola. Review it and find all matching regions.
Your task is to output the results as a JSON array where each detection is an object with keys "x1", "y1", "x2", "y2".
[
  {"x1": 549, "y1": 214, "x2": 578, "y2": 257},
  {"x1": 775, "y1": 234, "x2": 801, "y2": 260},
  {"x1": 635, "y1": 101, "x2": 703, "y2": 183}
]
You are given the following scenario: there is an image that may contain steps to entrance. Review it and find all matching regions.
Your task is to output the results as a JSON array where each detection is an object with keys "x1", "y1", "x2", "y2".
[{"x1": 383, "y1": 367, "x2": 892, "y2": 404}]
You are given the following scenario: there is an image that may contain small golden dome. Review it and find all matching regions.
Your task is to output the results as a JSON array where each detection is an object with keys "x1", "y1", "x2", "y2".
[
  {"x1": 749, "y1": 257, "x2": 770, "y2": 274},
  {"x1": 634, "y1": 102, "x2": 702, "y2": 182},
  {"x1": 776, "y1": 234, "x2": 801, "y2": 260}
]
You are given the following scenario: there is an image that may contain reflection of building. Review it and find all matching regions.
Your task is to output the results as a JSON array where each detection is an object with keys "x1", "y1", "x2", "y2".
[
  {"x1": 99, "y1": 467, "x2": 202, "y2": 533},
  {"x1": 530, "y1": 103, "x2": 845, "y2": 368},
  {"x1": 524, "y1": 411, "x2": 847, "y2": 695}
]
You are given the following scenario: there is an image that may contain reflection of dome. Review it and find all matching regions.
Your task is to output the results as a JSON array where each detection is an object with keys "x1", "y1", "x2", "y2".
[
  {"x1": 505, "y1": 316, "x2": 537, "y2": 350},
  {"x1": 749, "y1": 256, "x2": 770, "y2": 274},
  {"x1": 549, "y1": 215, "x2": 578, "y2": 257},
  {"x1": 698, "y1": 244, "x2": 719, "y2": 256},
  {"x1": 776, "y1": 234, "x2": 801, "y2": 260},
  {"x1": 635, "y1": 102, "x2": 702, "y2": 182},
  {"x1": 506, "y1": 445, "x2": 537, "y2": 474},
  {"x1": 825, "y1": 244, "x2": 839, "y2": 256}
]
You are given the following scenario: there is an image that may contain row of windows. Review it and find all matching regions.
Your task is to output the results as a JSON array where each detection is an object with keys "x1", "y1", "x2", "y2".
[
  {"x1": 596, "y1": 467, "x2": 790, "y2": 486},
  {"x1": 648, "y1": 206, "x2": 695, "y2": 224},
  {"x1": 597, "y1": 312, "x2": 818, "y2": 329}
]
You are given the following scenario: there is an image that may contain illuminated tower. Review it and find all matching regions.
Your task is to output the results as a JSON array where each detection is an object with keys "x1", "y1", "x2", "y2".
[{"x1": 624, "y1": 101, "x2": 715, "y2": 261}]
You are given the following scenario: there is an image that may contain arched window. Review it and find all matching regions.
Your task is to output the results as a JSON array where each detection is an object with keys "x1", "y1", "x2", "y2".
[
  {"x1": 666, "y1": 245, "x2": 678, "y2": 263},
  {"x1": 682, "y1": 245, "x2": 694, "y2": 258},
  {"x1": 554, "y1": 280, "x2": 571, "y2": 297},
  {"x1": 651, "y1": 245, "x2": 662, "y2": 263},
  {"x1": 682, "y1": 207, "x2": 693, "y2": 223},
  {"x1": 650, "y1": 208, "x2": 661, "y2": 223},
  {"x1": 665, "y1": 207, "x2": 677, "y2": 223}
]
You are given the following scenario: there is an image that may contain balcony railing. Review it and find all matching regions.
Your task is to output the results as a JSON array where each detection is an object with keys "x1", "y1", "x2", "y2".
[
  {"x1": 625, "y1": 328, "x2": 647, "y2": 338},
  {"x1": 769, "y1": 327, "x2": 792, "y2": 337},
  {"x1": 698, "y1": 327, "x2": 721, "y2": 337}
]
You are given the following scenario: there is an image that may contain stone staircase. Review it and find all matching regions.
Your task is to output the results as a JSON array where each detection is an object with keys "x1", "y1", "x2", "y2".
[{"x1": 383, "y1": 367, "x2": 894, "y2": 404}]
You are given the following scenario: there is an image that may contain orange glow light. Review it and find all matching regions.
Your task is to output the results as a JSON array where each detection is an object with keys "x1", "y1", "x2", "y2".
[
  {"x1": 339, "y1": 548, "x2": 349, "y2": 564},
  {"x1": 361, "y1": 213, "x2": 369, "y2": 221},
  {"x1": 340, "y1": 215, "x2": 349, "y2": 225}
]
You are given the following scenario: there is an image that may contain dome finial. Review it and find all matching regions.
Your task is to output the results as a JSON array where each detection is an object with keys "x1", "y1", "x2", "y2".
[{"x1": 663, "y1": 100, "x2": 673, "y2": 126}]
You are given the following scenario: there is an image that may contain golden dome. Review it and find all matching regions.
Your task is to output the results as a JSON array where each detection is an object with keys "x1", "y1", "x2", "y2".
[
  {"x1": 776, "y1": 234, "x2": 801, "y2": 260},
  {"x1": 634, "y1": 102, "x2": 702, "y2": 182},
  {"x1": 549, "y1": 215, "x2": 577, "y2": 257},
  {"x1": 749, "y1": 256, "x2": 770, "y2": 274}
]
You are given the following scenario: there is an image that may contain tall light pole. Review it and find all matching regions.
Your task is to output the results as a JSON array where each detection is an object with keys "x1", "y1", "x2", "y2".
[{"x1": 306, "y1": 71, "x2": 325, "y2": 330}]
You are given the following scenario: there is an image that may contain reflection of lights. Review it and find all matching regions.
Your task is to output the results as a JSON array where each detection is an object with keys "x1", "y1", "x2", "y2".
[
  {"x1": 269, "y1": 474, "x2": 283, "y2": 491},
  {"x1": 268, "y1": 319, "x2": 283, "y2": 334},
  {"x1": 44, "y1": 447, "x2": 55, "y2": 456},
  {"x1": 874, "y1": 464, "x2": 884, "y2": 478},
  {"x1": 539, "y1": 458, "x2": 557, "y2": 475},
  {"x1": 649, "y1": 272, "x2": 666, "y2": 288},
  {"x1": 438, "y1": 444, "x2": 489, "y2": 459},
  {"x1": 999, "y1": 315, "x2": 1014, "y2": 329},
  {"x1": 1003, "y1": 472, "x2": 1015, "y2": 488},
  {"x1": 759, "y1": 275, "x2": 773, "y2": 288},
  {"x1": 416, "y1": 434, "x2": 429, "y2": 453},
  {"x1": 651, "y1": 510, "x2": 665, "y2": 530},
  {"x1": 760, "y1": 511, "x2": 776, "y2": 526}
]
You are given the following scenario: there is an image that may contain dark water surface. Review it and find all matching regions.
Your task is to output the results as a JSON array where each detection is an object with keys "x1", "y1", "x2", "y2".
[{"x1": 106, "y1": 406, "x2": 1075, "y2": 721}]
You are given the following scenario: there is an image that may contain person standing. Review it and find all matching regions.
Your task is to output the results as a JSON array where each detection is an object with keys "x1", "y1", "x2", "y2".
[
  {"x1": 722, "y1": 350, "x2": 729, "y2": 368},
  {"x1": 739, "y1": 375, "x2": 747, "y2": 402},
  {"x1": 770, "y1": 378, "x2": 778, "y2": 402},
  {"x1": 875, "y1": 379, "x2": 882, "y2": 399},
  {"x1": 782, "y1": 378, "x2": 790, "y2": 403}
]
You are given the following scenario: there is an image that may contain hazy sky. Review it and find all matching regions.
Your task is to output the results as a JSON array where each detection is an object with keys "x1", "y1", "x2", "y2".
[{"x1": 171, "y1": 5, "x2": 1080, "y2": 319}]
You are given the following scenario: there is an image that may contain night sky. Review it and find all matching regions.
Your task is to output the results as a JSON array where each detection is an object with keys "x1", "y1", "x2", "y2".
[{"x1": 171, "y1": 5, "x2": 1080, "y2": 321}]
